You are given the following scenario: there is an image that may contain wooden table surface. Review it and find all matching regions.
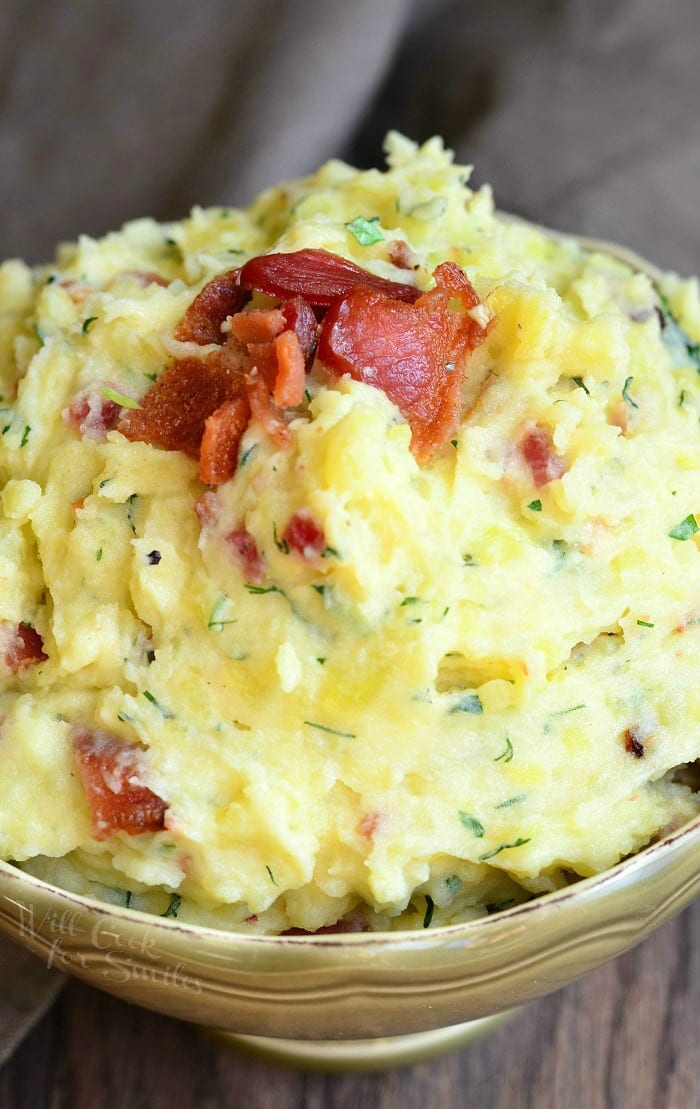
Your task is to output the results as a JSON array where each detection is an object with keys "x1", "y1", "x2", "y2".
[{"x1": 1, "y1": 899, "x2": 698, "y2": 1109}]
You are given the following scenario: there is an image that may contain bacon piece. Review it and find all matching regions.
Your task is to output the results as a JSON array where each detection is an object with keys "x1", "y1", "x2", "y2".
[
  {"x1": 119, "y1": 353, "x2": 245, "y2": 458},
  {"x1": 520, "y1": 425, "x2": 566, "y2": 487},
  {"x1": 389, "y1": 240, "x2": 417, "y2": 270},
  {"x1": 282, "y1": 511, "x2": 326, "y2": 559},
  {"x1": 73, "y1": 727, "x2": 167, "y2": 840},
  {"x1": 60, "y1": 279, "x2": 93, "y2": 304},
  {"x1": 174, "y1": 272, "x2": 250, "y2": 345},
  {"x1": 1, "y1": 623, "x2": 47, "y2": 674},
  {"x1": 280, "y1": 297, "x2": 319, "y2": 366},
  {"x1": 230, "y1": 308, "x2": 285, "y2": 345},
  {"x1": 63, "y1": 386, "x2": 121, "y2": 440},
  {"x1": 246, "y1": 372, "x2": 292, "y2": 447},
  {"x1": 199, "y1": 396, "x2": 250, "y2": 485},
  {"x1": 624, "y1": 727, "x2": 645, "y2": 759},
  {"x1": 318, "y1": 263, "x2": 488, "y2": 462},
  {"x1": 194, "y1": 491, "x2": 220, "y2": 528},
  {"x1": 225, "y1": 527, "x2": 265, "y2": 584},
  {"x1": 239, "y1": 249, "x2": 421, "y2": 308},
  {"x1": 273, "y1": 330, "x2": 305, "y2": 408}
]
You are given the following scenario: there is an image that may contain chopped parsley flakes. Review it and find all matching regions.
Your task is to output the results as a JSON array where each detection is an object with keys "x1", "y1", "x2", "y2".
[
  {"x1": 459, "y1": 811, "x2": 485, "y2": 838},
  {"x1": 345, "y1": 216, "x2": 384, "y2": 246},
  {"x1": 668, "y1": 514, "x2": 698, "y2": 541}
]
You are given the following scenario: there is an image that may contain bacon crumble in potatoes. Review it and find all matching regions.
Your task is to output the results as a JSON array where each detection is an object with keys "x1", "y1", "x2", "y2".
[{"x1": 0, "y1": 134, "x2": 698, "y2": 934}]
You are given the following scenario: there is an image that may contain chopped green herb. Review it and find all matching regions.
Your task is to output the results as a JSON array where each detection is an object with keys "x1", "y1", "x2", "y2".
[
  {"x1": 444, "y1": 875, "x2": 462, "y2": 893},
  {"x1": 143, "y1": 371, "x2": 158, "y2": 383},
  {"x1": 126, "y1": 493, "x2": 138, "y2": 534},
  {"x1": 208, "y1": 593, "x2": 236, "y2": 631},
  {"x1": 527, "y1": 499, "x2": 542, "y2": 512},
  {"x1": 400, "y1": 596, "x2": 421, "y2": 606},
  {"x1": 117, "y1": 710, "x2": 135, "y2": 724},
  {"x1": 273, "y1": 522, "x2": 289, "y2": 553},
  {"x1": 46, "y1": 274, "x2": 57, "y2": 285},
  {"x1": 494, "y1": 737, "x2": 514, "y2": 763},
  {"x1": 572, "y1": 376, "x2": 590, "y2": 395},
  {"x1": 98, "y1": 476, "x2": 114, "y2": 489},
  {"x1": 124, "y1": 891, "x2": 132, "y2": 908},
  {"x1": 145, "y1": 649, "x2": 156, "y2": 665},
  {"x1": 311, "y1": 584, "x2": 326, "y2": 596},
  {"x1": 451, "y1": 438, "x2": 458, "y2": 448},
  {"x1": 551, "y1": 703, "x2": 586, "y2": 717},
  {"x1": 459, "y1": 811, "x2": 485, "y2": 838},
  {"x1": 316, "y1": 657, "x2": 327, "y2": 665},
  {"x1": 19, "y1": 425, "x2": 30, "y2": 448},
  {"x1": 304, "y1": 721, "x2": 356, "y2": 739},
  {"x1": 161, "y1": 893, "x2": 181, "y2": 919},
  {"x1": 96, "y1": 548, "x2": 103, "y2": 562},
  {"x1": 658, "y1": 294, "x2": 700, "y2": 369},
  {"x1": 449, "y1": 693, "x2": 483, "y2": 715},
  {"x1": 479, "y1": 838, "x2": 531, "y2": 862},
  {"x1": 485, "y1": 899, "x2": 516, "y2": 914},
  {"x1": 679, "y1": 390, "x2": 686, "y2": 406},
  {"x1": 622, "y1": 376, "x2": 638, "y2": 408},
  {"x1": 142, "y1": 690, "x2": 173, "y2": 719},
  {"x1": 239, "y1": 444, "x2": 256, "y2": 468},
  {"x1": 33, "y1": 323, "x2": 45, "y2": 343},
  {"x1": 244, "y1": 583, "x2": 281, "y2": 595},
  {"x1": 668, "y1": 514, "x2": 698, "y2": 541},
  {"x1": 101, "y1": 386, "x2": 142, "y2": 410},
  {"x1": 637, "y1": 619, "x2": 655, "y2": 628},
  {"x1": 1, "y1": 425, "x2": 10, "y2": 436},
  {"x1": 266, "y1": 865, "x2": 277, "y2": 886},
  {"x1": 321, "y1": 546, "x2": 340, "y2": 559},
  {"x1": 345, "y1": 215, "x2": 384, "y2": 246},
  {"x1": 422, "y1": 895, "x2": 435, "y2": 928},
  {"x1": 304, "y1": 389, "x2": 313, "y2": 404},
  {"x1": 495, "y1": 795, "x2": 526, "y2": 809},
  {"x1": 82, "y1": 316, "x2": 98, "y2": 335},
  {"x1": 462, "y1": 553, "x2": 477, "y2": 567}
]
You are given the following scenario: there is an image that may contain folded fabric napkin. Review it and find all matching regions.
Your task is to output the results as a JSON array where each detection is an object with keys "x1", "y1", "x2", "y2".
[{"x1": 0, "y1": 936, "x2": 64, "y2": 1069}]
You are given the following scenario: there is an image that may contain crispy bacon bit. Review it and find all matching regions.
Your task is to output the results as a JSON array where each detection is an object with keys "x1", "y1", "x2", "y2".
[
  {"x1": 520, "y1": 425, "x2": 566, "y2": 487},
  {"x1": 239, "y1": 249, "x2": 421, "y2": 308},
  {"x1": 119, "y1": 353, "x2": 244, "y2": 458},
  {"x1": 317, "y1": 263, "x2": 488, "y2": 462},
  {"x1": 225, "y1": 528, "x2": 265, "y2": 584},
  {"x1": 246, "y1": 372, "x2": 292, "y2": 447},
  {"x1": 73, "y1": 727, "x2": 167, "y2": 840},
  {"x1": 624, "y1": 728, "x2": 646, "y2": 759},
  {"x1": 282, "y1": 909, "x2": 371, "y2": 936},
  {"x1": 194, "y1": 491, "x2": 220, "y2": 528},
  {"x1": 230, "y1": 308, "x2": 286, "y2": 345},
  {"x1": 199, "y1": 397, "x2": 251, "y2": 485},
  {"x1": 282, "y1": 511, "x2": 326, "y2": 559},
  {"x1": 1, "y1": 622, "x2": 47, "y2": 674},
  {"x1": 63, "y1": 386, "x2": 121, "y2": 440},
  {"x1": 273, "y1": 330, "x2": 305, "y2": 408},
  {"x1": 280, "y1": 297, "x2": 319, "y2": 366},
  {"x1": 389, "y1": 240, "x2": 417, "y2": 270},
  {"x1": 174, "y1": 272, "x2": 250, "y2": 345}
]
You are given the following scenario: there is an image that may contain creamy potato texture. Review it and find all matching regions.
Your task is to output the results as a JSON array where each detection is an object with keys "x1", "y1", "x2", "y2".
[{"x1": 0, "y1": 134, "x2": 699, "y2": 932}]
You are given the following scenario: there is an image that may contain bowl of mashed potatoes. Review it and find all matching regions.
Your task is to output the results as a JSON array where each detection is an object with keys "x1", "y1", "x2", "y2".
[{"x1": 0, "y1": 134, "x2": 698, "y2": 1065}]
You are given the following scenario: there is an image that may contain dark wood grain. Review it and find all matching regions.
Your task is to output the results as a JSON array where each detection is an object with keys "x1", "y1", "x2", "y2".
[{"x1": 1, "y1": 898, "x2": 698, "y2": 1109}]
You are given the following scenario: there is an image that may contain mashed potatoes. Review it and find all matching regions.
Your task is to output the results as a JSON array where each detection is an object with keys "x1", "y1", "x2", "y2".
[{"x1": 0, "y1": 134, "x2": 698, "y2": 933}]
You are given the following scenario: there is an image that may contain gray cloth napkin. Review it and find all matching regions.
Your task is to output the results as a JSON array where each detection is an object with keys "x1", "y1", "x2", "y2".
[
  {"x1": 1, "y1": 0, "x2": 699, "y2": 1068},
  {"x1": 0, "y1": 937, "x2": 64, "y2": 1069}
]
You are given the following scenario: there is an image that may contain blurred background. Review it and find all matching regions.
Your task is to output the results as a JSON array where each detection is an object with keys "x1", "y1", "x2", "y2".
[{"x1": 1, "y1": 0, "x2": 699, "y2": 271}]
